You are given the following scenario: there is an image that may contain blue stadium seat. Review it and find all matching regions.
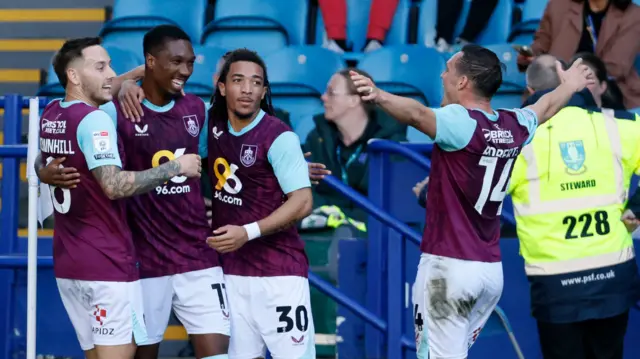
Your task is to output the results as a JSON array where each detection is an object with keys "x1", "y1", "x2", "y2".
[
  {"x1": 185, "y1": 46, "x2": 230, "y2": 97},
  {"x1": 100, "y1": 0, "x2": 207, "y2": 57},
  {"x1": 358, "y1": 45, "x2": 445, "y2": 107},
  {"x1": 37, "y1": 46, "x2": 142, "y2": 98},
  {"x1": 485, "y1": 44, "x2": 526, "y2": 109},
  {"x1": 202, "y1": 0, "x2": 308, "y2": 57},
  {"x1": 418, "y1": 0, "x2": 513, "y2": 46},
  {"x1": 265, "y1": 46, "x2": 346, "y2": 140},
  {"x1": 509, "y1": 0, "x2": 549, "y2": 44},
  {"x1": 315, "y1": 0, "x2": 413, "y2": 52}
]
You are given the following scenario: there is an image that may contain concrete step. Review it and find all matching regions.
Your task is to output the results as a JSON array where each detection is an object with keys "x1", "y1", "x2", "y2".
[{"x1": 0, "y1": 0, "x2": 113, "y2": 9}]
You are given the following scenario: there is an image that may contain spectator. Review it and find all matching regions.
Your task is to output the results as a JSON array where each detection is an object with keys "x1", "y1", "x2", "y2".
[
  {"x1": 433, "y1": 0, "x2": 499, "y2": 52},
  {"x1": 517, "y1": 0, "x2": 640, "y2": 108},
  {"x1": 319, "y1": 0, "x2": 400, "y2": 53},
  {"x1": 304, "y1": 68, "x2": 406, "y2": 222}
]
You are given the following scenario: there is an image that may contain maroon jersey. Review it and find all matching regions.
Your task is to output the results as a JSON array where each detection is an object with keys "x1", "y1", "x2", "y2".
[
  {"x1": 111, "y1": 95, "x2": 220, "y2": 278},
  {"x1": 40, "y1": 99, "x2": 137, "y2": 281},
  {"x1": 422, "y1": 106, "x2": 537, "y2": 262},
  {"x1": 207, "y1": 110, "x2": 309, "y2": 277}
]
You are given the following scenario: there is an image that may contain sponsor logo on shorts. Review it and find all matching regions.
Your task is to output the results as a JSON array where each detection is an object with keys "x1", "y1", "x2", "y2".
[
  {"x1": 291, "y1": 335, "x2": 305, "y2": 345},
  {"x1": 92, "y1": 305, "x2": 115, "y2": 336}
]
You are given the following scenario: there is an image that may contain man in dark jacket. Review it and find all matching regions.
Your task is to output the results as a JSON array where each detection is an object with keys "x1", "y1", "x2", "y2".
[{"x1": 304, "y1": 68, "x2": 407, "y2": 222}]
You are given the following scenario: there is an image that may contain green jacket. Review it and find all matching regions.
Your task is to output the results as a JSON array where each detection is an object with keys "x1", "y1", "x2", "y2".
[{"x1": 303, "y1": 109, "x2": 407, "y2": 222}]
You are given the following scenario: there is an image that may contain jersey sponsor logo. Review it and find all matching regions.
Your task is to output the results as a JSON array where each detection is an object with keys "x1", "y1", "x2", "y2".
[
  {"x1": 559, "y1": 140, "x2": 586, "y2": 175},
  {"x1": 92, "y1": 131, "x2": 111, "y2": 153},
  {"x1": 183, "y1": 115, "x2": 199, "y2": 137},
  {"x1": 560, "y1": 179, "x2": 596, "y2": 191},
  {"x1": 481, "y1": 146, "x2": 520, "y2": 158},
  {"x1": 213, "y1": 157, "x2": 243, "y2": 206},
  {"x1": 135, "y1": 124, "x2": 149, "y2": 137},
  {"x1": 212, "y1": 126, "x2": 223, "y2": 139},
  {"x1": 152, "y1": 148, "x2": 190, "y2": 195},
  {"x1": 39, "y1": 138, "x2": 75, "y2": 155},
  {"x1": 240, "y1": 144, "x2": 258, "y2": 167},
  {"x1": 41, "y1": 115, "x2": 66, "y2": 134},
  {"x1": 482, "y1": 124, "x2": 514, "y2": 144}
]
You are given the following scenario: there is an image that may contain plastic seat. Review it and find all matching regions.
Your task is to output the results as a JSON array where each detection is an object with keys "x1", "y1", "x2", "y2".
[
  {"x1": 509, "y1": 0, "x2": 549, "y2": 44},
  {"x1": 37, "y1": 46, "x2": 142, "y2": 98},
  {"x1": 185, "y1": 46, "x2": 230, "y2": 97},
  {"x1": 479, "y1": 306, "x2": 525, "y2": 359},
  {"x1": 358, "y1": 45, "x2": 445, "y2": 107},
  {"x1": 418, "y1": 0, "x2": 513, "y2": 46},
  {"x1": 202, "y1": 0, "x2": 308, "y2": 57},
  {"x1": 315, "y1": 0, "x2": 413, "y2": 52},
  {"x1": 265, "y1": 46, "x2": 346, "y2": 139},
  {"x1": 100, "y1": 0, "x2": 207, "y2": 56}
]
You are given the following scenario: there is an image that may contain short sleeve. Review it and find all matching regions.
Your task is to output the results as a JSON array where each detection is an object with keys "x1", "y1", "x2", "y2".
[
  {"x1": 98, "y1": 101, "x2": 118, "y2": 127},
  {"x1": 76, "y1": 110, "x2": 122, "y2": 170},
  {"x1": 433, "y1": 104, "x2": 477, "y2": 151},
  {"x1": 199, "y1": 100, "x2": 211, "y2": 158},
  {"x1": 268, "y1": 131, "x2": 311, "y2": 194},
  {"x1": 511, "y1": 107, "x2": 538, "y2": 145}
]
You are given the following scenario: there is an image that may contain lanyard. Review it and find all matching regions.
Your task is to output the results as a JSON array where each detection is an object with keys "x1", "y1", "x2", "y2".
[
  {"x1": 336, "y1": 144, "x2": 363, "y2": 185},
  {"x1": 586, "y1": 15, "x2": 598, "y2": 52}
]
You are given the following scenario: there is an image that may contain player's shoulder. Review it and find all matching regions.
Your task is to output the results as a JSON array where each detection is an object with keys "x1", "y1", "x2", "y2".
[{"x1": 263, "y1": 112, "x2": 294, "y2": 132}]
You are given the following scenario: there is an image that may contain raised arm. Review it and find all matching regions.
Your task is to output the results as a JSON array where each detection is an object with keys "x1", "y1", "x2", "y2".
[
  {"x1": 350, "y1": 70, "x2": 437, "y2": 138},
  {"x1": 76, "y1": 110, "x2": 201, "y2": 200},
  {"x1": 110, "y1": 65, "x2": 145, "y2": 98},
  {"x1": 526, "y1": 58, "x2": 595, "y2": 126}
]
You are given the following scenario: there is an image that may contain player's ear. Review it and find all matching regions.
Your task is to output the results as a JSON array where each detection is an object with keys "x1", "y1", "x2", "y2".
[
  {"x1": 66, "y1": 67, "x2": 81, "y2": 86},
  {"x1": 218, "y1": 82, "x2": 226, "y2": 97},
  {"x1": 457, "y1": 75, "x2": 468, "y2": 91},
  {"x1": 261, "y1": 86, "x2": 267, "y2": 101},
  {"x1": 145, "y1": 54, "x2": 155, "y2": 70}
]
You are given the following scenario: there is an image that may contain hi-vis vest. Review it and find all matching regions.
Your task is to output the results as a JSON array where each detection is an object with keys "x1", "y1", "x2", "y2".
[
  {"x1": 508, "y1": 107, "x2": 640, "y2": 322},
  {"x1": 509, "y1": 107, "x2": 640, "y2": 276}
]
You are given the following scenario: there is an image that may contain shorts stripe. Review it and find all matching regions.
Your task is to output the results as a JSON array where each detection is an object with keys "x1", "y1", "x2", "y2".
[{"x1": 131, "y1": 308, "x2": 148, "y2": 345}]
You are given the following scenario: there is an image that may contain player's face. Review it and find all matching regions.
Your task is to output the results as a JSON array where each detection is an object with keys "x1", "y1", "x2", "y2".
[
  {"x1": 74, "y1": 45, "x2": 116, "y2": 105},
  {"x1": 150, "y1": 39, "x2": 195, "y2": 94},
  {"x1": 441, "y1": 52, "x2": 463, "y2": 106},
  {"x1": 219, "y1": 61, "x2": 267, "y2": 120},
  {"x1": 322, "y1": 73, "x2": 359, "y2": 122}
]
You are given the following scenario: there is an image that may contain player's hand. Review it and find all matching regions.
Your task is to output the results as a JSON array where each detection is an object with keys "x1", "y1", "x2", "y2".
[
  {"x1": 175, "y1": 154, "x2": 202, "y2": 178},
  {"x1": 304, "y1": 152, "x2": 331, "y2": 184},
  {"x1": 557, "y1": 58, "x2": 596, "y2": 93},
  {"x1": 118, "y1": 80, "x2": 146, "y2": 122},
  {"x1": 203, "y1": 196, "x2": 213, "y2": 226},
  {"x1": 349, "y1": 70, "x2": 380, "y2": 103},
  {"x1": 206, "y1": 225, "x2": 249, "y2": 253},
  {"x1": 621, "y1": 209, "x2": 640, "y2": 233},
  {"x1": 38, "y1": 157, "x2": 80, "y2": 189},
  {"x1": 413, "y1": 176, "x2": 429, "y2": 198}
]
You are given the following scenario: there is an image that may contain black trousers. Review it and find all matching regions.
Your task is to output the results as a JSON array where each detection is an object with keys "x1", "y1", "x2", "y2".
[
  {"x1": 536, "y1": 311, "x2": 629, "y2": 359},
  {"x1": 436, "y1": 0, "x2": 499, "y2": 43}
]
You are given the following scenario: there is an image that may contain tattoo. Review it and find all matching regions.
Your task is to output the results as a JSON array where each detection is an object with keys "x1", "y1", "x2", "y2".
[
  {"x1": 92, "y1": 161, "x2": 181, "y2": 199},
  {"x1": 262, "y1": 219, "x2": 299, "y2": 236}
]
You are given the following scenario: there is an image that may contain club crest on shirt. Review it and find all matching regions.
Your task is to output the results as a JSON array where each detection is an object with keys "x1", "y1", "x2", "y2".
[
  {"x1": 240, "y1": 144, "x2": 258, "y2": 167},
  {"x1": 559, "y1": 140, "x2": 587, "y2": 174},
  {"x1": 183, "y1": 115, "x2": 199, "y2": 137}
]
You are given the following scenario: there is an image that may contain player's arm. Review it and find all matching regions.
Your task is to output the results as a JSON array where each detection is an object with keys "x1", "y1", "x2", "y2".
[
  {"x1": 34, "y1": 152, "x2": 82, "y2": 188},
  {"x1": 110, "y1": 65, "x2": 145, "y2": 98},
  {"x1": 257, "y1": 132, "x2": 313, "y2": 236},
  {"x1": 349, "y1": 71, "x2": 437, "y2": 138},
  {"x1": 77, "y1": 110, "x2": 201, "y2": 200},
  {"x1": 526, "y1": 58, "x2": 595, "y2": 126}
]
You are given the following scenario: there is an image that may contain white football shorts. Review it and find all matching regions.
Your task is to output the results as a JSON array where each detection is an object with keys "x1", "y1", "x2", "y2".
[
  {"x1": 225, "y1": 275, "x2": 316, "y2": 359},
  {"x1": 56, "y1": 278, "x2": 147, "y2": 351},
  {"x1": 140, "y1": 266, "x2": 230, "y2": 345},
  {"x1": 412, "y1": 253, "x2": 503, "y2": 359}
]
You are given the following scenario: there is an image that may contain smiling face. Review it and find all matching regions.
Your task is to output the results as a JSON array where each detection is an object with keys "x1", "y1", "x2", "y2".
[
  {"x1": 218, "y1": 60, "x2": 267, "y2": 120},
  {"x1": 70, "y1": 45, "x2": 116, "y2": 105},
  {"x1": 146, "y1": 39, "x2": 195, "y2": 95}
]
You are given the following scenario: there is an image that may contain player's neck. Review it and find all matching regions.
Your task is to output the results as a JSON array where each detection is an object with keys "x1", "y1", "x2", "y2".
[
  {"x1": 228, "y1": 109, "x2": 261, "y2": 132},
  {"x1": 141, "y1": 79, "x2": 173, "y2": 107},
  {"x1": 460, "y1": 97, "x2": 493, "y2": 114},
  {"x1": 336, "y1": 111, "x2": 369, "y2": 147},
  {"x1": 65, "y1": 87, "x2": 99, "y2": 108}
]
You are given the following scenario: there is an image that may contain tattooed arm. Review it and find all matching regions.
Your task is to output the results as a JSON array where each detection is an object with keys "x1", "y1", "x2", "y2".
[
  {"x1": 257, "y1": 187, "x2": 313, "y2": 236},
  {"x1": 91, "y1": 154, "x2": 200, "y2": 200}
]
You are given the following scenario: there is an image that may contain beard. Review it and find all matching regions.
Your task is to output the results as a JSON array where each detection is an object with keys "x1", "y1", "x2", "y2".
[
  {"x1": 233, "y1": 108, "x2": 258, "y2": 120},
  {"x1": 82, "y1": 82, "x2": 110, "y2": 106}
]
